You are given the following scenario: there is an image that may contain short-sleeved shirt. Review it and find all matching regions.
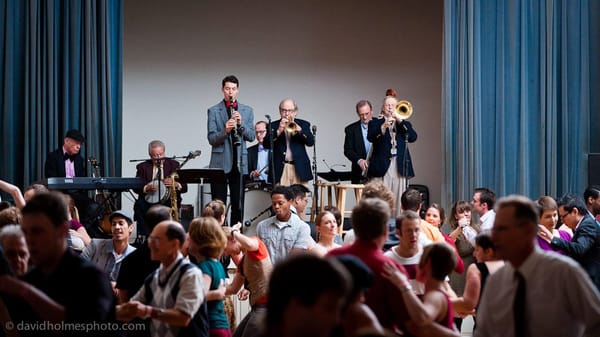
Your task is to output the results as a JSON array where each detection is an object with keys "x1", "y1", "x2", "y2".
[
  {"x1": 197, "y1": 259, "x2": 229, "y2": 329},
  {"x1": 80, "y1": 238, "x2": 136, "y2": 282},
  {"x1": 132, "y1": 255, "x2": 205, "y2": 337},
  {"x1": 256, "y1": 213, "x2": 311, "y2": 263}
]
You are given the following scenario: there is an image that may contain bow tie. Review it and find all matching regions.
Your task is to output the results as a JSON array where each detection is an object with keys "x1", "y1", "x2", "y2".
[
  {"x1": 225, "y1": 100, "x2": 238, "y2": 109},
  {"x1": 63, "y1": 153, "x2": 76, "y2": 162}
]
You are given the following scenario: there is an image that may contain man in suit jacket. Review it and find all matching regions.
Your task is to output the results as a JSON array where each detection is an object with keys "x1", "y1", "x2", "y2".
[
  {"x1": 44, "y1": 129, "x2": 94, "y2": 224},
  {"x1": 133, "y1": 140, "x2": 187, "y2": 236},
  {"x1": 367, "y1": 96, "x2": 417, "y2": 216},
  {"x1": 207, "y1": 75, "x2": 255, "y2": 225},
  {"x1": 344, "y1": 100, "x2": 373, "y2": 184},
  {"x1": 247, "y1": 121, "x2": 271, "y2": 184},
  {"x1": 263, "y1": 98, "x2": 314, "y2": 186},
  {"x1": 549, "y1": 193, "x2": 600, "y2": 291},
  {"x1": 44, "y1": 129, "x2": 86, "y2": 179}
]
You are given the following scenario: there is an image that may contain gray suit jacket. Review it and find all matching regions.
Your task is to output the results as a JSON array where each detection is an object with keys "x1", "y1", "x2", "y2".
[{"x1": 207, "y1": 100, "x2": 255, "y2": 174}]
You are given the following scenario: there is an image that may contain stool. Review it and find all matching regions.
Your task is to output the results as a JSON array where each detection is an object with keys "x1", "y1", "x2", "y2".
[
  {"x1": 334, "y1": 184, "x2": 365, "y2": 233},
  {"x1": 310, "y1": 180, "x2": 336, "y2": 223}
]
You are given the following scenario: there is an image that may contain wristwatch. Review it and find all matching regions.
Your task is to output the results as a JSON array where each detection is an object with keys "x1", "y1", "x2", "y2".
[{"x1": 151, "y1": 307, "x2": 165, "y2": 319}]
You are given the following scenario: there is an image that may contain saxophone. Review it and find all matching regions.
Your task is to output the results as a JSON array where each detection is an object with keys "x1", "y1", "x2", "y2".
[{"x1": 169, "y1": 171, "x2": 180, "y2": 221}]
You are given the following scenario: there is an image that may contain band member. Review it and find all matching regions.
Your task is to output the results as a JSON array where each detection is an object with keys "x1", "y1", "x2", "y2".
[
  {"x1": 367, "y1": 96, "x2": 417, "y2": 216},
  {"x1": 344, "y1": 100, "x2": 373, "y2": 184},
  {"x1": 44, "y1": 129, "x2": 94, "y2": 224},
  {"x1": 207, "y1": 75, "x2": 255, "y2": 225},
  {"x1": 247, "y1": 121, "x2": 270, "y2": 183},
  {"x1": 263, "y1": 98, "x2": 314, "y2": 186},
  {"x1": 134, "y1": 140, "x2": 187, "y2": 236}
]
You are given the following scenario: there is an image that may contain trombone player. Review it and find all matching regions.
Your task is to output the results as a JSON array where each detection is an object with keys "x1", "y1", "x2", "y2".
[
  {"x1": 367, "y1": 95, "x2": 417, "y2": 216},
  {"x1": 263, "y1": 98, "x2": 315, "y2": 186}
]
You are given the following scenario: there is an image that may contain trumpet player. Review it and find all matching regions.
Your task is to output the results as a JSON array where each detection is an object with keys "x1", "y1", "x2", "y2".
[
  {"x1": 367, "y1": 96, "x2": 418, "y2": 216},
  {"x1": 207, "y1": 75, "x2": 255, "y2": 226},
  {"x1": 263, "y1": 98, "x2": 314, "y2": 186}
]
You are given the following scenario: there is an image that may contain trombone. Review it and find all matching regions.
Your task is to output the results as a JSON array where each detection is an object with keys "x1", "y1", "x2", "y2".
[{"x1": 394, "y1": 100, "x2": 413, "y2": 120}]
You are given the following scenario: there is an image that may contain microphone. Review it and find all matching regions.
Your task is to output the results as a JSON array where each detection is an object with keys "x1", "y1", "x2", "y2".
[
  {"x1": 312, "y1": 125, "x2": 317, "y2": 135},
  {"x1": 187, "y1": 150, "x2": 202, "y2": 159},
  {"x1": 264, "y1": 114, "x2": 271, "y2": 120}
]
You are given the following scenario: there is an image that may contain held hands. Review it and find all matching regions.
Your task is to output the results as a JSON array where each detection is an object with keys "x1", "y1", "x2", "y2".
[
  {"x1": 232, "y1": 222, "x2": 242, "y2": 232},
  {"x1": 238, "y1": 288, "x2": 250, "y2": 301},
  {"x1": 214, "y1": 279, "x2": 227, "y2": 300}
]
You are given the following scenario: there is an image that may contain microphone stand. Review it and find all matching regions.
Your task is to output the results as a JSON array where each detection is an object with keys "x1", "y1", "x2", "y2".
[
  {"x1": 266, "y1": 115, "x2": 276, "y2": 185},
  {"x1": 402, "y1": 124, "x2": 410, "y2": 190},
  {"x1": 312, "y1": 126, "x2": 319, "y2": 220}
]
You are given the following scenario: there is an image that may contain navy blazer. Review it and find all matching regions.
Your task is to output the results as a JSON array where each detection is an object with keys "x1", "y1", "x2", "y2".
[
  {"x1": 207, "y1": 101, "x2": 255, "y2": 174},
  {"x1": 551, "y1": 214, "x2": 600, "y2": 290},
  {"x1": 366, "y1": 118, "x2": 417, "y2": 178},
  {"x1": 344, "y1": 120, "x2": 369, "y2": 183},
  {"x1": 247, "y1": 143, "x2": 273, "y2": 184},
  {"x1": 263, "y1": 118, "x2": 314, "y2": 183},
  {"x1": 44, "y1": 148, "x2": 86, "y2": 178}
]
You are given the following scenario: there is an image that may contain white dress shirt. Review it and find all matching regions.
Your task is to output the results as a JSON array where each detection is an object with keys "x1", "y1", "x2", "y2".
[{"x1": 475, "y1": 248, "x2": 600, "y2": 337}]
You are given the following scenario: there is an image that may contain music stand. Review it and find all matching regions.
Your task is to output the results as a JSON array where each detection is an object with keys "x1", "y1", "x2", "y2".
[
  {"x1": 317, "y1": 170, "x2": 354, "y2": 183},
  {"x1": 177, "y1": 169, "x2": 226, "y2": 214}
]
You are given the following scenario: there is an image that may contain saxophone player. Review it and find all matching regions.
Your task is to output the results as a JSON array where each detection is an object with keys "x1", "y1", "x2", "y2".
[
  {"x1": 133, "y1": 140, "x2": 187, "y2": 236},
  {"x1": 366, "y1": 96, "x2": 417, "y2": 216}
]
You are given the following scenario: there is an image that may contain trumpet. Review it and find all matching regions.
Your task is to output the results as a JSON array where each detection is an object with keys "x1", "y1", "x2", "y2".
[
  {"x1": 285, "y1": 116, "x2": 300, "y2": 134},
  {"x1": 394, "y1": 100, "x2": 413, "y2": 120}
]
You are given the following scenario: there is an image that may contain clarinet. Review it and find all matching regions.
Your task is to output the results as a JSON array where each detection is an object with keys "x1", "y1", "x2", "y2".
[{"x1": 229, "y1": 97, "x2": 241, "y2": 147}]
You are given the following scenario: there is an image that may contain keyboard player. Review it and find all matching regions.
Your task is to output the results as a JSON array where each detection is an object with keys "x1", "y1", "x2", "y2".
[
  {"x1": 44, "y1": 129, "x2": 95, "y2": 225},
  {"x1": 133, "y1": 140, "x2": 187, "y2": 237}
]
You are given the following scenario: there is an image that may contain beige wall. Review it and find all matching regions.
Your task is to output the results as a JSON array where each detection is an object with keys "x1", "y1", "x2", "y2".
[{"x1": 123, "y1": 0, "x2": 443, "y2": 215}]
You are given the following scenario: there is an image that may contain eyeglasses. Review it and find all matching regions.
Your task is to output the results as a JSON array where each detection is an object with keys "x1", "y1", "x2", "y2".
[
  {"x1": 558, "y1": 211, "x2": 570, "y2": 219},
  {"x1": 280, "y1": 109, "x2": 295, "y2": 113}
]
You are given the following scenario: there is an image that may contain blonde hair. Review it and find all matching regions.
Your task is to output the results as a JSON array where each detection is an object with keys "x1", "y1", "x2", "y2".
[{"x1": 188, "y1": 217, "x2": 227, "y2": 259}]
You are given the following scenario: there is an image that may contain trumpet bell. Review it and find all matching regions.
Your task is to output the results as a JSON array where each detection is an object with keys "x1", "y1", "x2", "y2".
[
  {"x1": 285, "y1": 118, "x2": 300, "y2": 134},
  {"x1": 394, "y1": 100, "x2": 413, "y2": 120}
]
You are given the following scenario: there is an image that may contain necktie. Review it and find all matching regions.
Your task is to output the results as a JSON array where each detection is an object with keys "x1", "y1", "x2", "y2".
[{"x1": 514, "y1": 271, "x2": 526, "y2": 337}]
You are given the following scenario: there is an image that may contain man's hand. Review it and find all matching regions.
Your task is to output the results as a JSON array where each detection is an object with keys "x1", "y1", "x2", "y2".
[
  {"x1": 225, "y1": 119, "x2": 237, "y2": 133},
  {"x1": 250, "y1": 170, "x2": 260, "y2": 178},
  {"x1": 358, "y1": 159, "x2": 368, "y2": 171},
  {"x1": 232, "y1": 111, "x2": 242, "y2": 126}
]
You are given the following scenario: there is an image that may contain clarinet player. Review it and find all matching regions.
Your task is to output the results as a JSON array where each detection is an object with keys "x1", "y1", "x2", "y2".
[{"x1": 207, "y1": 75, "x2": 255, "y2": 225}]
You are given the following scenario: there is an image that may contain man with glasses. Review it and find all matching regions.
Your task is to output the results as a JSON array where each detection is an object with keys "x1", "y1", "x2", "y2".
[
  {"x1": 344, "y1": 99, "x2": 373, "y2": 184},
  {"x1": 546, "y1": 193, "x2": 600, "y2": 291},
  {"x1": 116, "y1": 220, "x2": 208, "y2": 337},
  {"x1": 476, "y1": 195, "x2": 600, "y2": 337},
  {"x1": 247, "y1": 121, "x2": 270, "y2": 183},
  {"x1": 263, "y1": 98, "x2": 314, "y2": 186},
  {"x1": 134, "y1": 140, "x2": 186, "y2": 237}
]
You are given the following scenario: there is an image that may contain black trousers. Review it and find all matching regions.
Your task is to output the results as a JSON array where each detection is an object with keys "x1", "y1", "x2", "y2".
[{"x1": 211, "y1": 166, "x2": 245, "y2": 225}]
